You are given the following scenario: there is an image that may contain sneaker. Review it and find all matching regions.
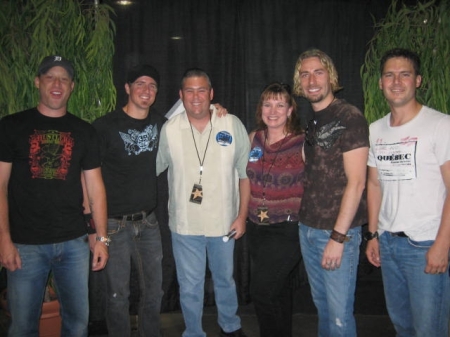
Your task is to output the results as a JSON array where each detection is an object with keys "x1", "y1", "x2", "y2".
[{"x1": 220, "y1": 328, "x2": 247, "y2": 337}]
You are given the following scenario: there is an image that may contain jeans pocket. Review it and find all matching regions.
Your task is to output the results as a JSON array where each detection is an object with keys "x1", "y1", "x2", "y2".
[
  {"x1": 107, "y1": 219, "x2": 123, "y2": 235},
  {"x1": 143, "y1": 212, "x2": 159, "y2": 228},
  {"x1": 407, "y1": 238, "x2": 434, "y2": 249}
]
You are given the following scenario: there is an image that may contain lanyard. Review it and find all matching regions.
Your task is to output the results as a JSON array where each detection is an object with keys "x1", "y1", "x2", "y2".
[
  {"x1": 261, "y1": 130, "x2": 287, "y2": 204},
  {"x1": 189, "y1": 118, "x2": 213, "y2": 184}
]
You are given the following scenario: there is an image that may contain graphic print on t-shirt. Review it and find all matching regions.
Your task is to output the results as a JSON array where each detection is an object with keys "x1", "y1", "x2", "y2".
[
  {"x1": 29, "y1": 130, "x2": 74, "y2": 180},
  {"x1": 119, "y1": 123, "x2": 158, "y2": 155},
  {"x1": 374, "y1": 137, "x2": 417, "y2": 181},
  {"x1": 315, "y1": 120, "x2": 346, "y2": 149}
]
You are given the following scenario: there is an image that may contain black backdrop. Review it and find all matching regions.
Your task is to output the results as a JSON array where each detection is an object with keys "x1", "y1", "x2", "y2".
[
  {"x1": 89, "y1": 0, "x2": 418, "y2": 317},
  {"x1": 108, "y1": 0, "x2": 405, "y2": 128}
]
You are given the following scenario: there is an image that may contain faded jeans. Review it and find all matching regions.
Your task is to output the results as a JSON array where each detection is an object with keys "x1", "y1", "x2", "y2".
[
  {"x1": 171, "y1": 232, "x2": 241, "y2": 337},
  {"x1": 104, "y1": 212, "x2": 163, "y2": 337},
  {"x1": 379, "y1": 231, "x2": 450, "y2": 337},
  {"x1": 7, "y1": 235, "x2": 90, "y2": 337},
  {"x1": 299, "y1": 223, "x2": 361, "y2": 337}
]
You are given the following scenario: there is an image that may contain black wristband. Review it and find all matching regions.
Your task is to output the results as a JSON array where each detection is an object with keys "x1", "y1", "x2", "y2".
[{"x1": 84, "y1": 213, "x2": 96, "y2": 234}]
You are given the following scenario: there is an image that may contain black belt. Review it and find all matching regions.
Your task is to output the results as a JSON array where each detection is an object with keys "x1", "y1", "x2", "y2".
[
  {"x1": 390, "y1": 231, "x2": 408, "y2": 238},
  {"x1": 113, "y1": 210, "x2": 151, "y2": 221}
]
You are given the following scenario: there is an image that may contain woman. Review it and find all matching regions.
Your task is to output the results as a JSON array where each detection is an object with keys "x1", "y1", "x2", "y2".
[{"x1": 246, "y1": 82, "x2": 305, "y2": 337}]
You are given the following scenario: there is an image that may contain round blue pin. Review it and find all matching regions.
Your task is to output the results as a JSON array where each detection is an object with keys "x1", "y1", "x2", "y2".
[
  {"x1": 249, "y1": 146, "x2": 263, "y2": 162},
  {"x1": 216, "y1": 131, "x2": 233, "y2": 146}
]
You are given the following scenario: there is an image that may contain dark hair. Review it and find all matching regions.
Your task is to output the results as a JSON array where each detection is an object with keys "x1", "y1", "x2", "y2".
[
  {"x1": 380, "y1": 48, "x2": 421, "y2": 76},
  {"x1": 255, "y1": 82, "x2": 302, "y2": 135},
  {"x1": 180, "y1": 68, "x2": 212, "y2": 89}
]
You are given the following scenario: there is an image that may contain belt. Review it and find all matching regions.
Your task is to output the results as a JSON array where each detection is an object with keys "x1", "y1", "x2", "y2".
[
  {"x1": 250, "y1": 216, "x2": 298, "y2": 226},
  {"x1": 390, "y1": 231, "x2": 408, "y2": 238},
  {"x1": 113, "y1": 210, "x2": 151, "y2": 221}
]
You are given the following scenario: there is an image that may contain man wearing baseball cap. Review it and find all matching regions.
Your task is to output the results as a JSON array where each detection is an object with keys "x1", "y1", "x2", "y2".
[
  {"x1": 0, "y1": 55, "x2": 108, "y2": 336},
  {"x1": 92, "y1": 64, "x2": 166, "y2": 337}
]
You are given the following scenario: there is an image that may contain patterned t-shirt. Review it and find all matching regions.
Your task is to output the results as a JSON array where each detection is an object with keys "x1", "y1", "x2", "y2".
[
  {"x1": 247, "y1": 130, "x2": 305, "y2": 224},
  {"x1": 0, "y1": 108, "x2": 100, "y2": 244},
  {"x1": 299, "y1": 99, "x2": 369, "y2": 230}
]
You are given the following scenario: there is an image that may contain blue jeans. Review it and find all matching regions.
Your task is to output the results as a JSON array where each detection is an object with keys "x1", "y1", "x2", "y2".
[
  {"x1": 247, "y1": 220, "x2": 300, "y2": 337},
  {"x1": 379, "y1": 232, "x2": 450, "y2": 337},
  {"x1": 299, "y1": 223, "x2": 361, "y2": 337},
  {"x1": 104, "y1": 211, "x2": 163, "y2": 337},
  {"x1": 7, "y1": 235, "x2": 90, "y2": 337},
  {"x1": 171, "y1": 232, "x2": 241, "y2": 337}
]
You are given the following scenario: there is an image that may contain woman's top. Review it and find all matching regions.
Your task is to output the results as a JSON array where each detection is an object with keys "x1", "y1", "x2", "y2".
[{"x1": 246, "y1": 130, "x2": 305, "y2": 224}]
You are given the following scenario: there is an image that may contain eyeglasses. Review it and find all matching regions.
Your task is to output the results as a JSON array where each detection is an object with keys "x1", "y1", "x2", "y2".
[{"x1": 305, "y1": 118, "x2": 317, "y2": 146}]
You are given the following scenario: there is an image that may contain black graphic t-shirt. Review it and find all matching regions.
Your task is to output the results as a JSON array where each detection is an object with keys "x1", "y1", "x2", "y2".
[
  {"x1": 299, "y1": 99, "x2": 369, "y2": 230},
  {"x1": 0, "y1": 108, "x2": 101, "y2": 244},
  {"x1": 92, "y1": 109, "x2": 167, "y2": 217}
]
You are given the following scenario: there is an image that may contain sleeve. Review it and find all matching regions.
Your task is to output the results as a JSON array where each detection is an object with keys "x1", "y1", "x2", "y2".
[
  {"x1": 340, "y1": 107, "x2": 370, "y2": 153},
  {"x1": 0, "y1": 117, "x2": 13, "y2": 162},
  {"x1": 91, "y1": 118, "x2": 108, "y2": 161},
  {"x1": 434, "y1": 114, "x2": 450, "y2": 165},
  {"x1": 232, "y1": 116, "x2": 250, "y2": 179},
  {"x1": 156, "y1": 123, "x2": 170, "y2": 175},
  {"x1": 81, "y1": 125, "x2": 102, "y2": 170}
]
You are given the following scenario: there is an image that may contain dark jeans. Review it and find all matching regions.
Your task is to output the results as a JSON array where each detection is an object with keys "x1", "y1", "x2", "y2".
[
  {"x1": 247, "y1": 220, "x2": 301, "y2": 337},
  {"x1": 104, "y1": 212, "x2": 163, "y2": 337}
]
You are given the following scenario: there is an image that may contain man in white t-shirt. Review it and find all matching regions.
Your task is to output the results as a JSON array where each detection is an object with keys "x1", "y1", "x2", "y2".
[{"x1": 366, "y1": 48, "x2": 450, "y2": 337}]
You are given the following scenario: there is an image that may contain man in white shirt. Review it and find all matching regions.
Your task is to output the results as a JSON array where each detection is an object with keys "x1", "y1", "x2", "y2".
[
  {"x1": 366, "y1": 48, "x2": 450, "y2": 337},
  {"x1": 157, "y1": 68, "x2": 250, "y2": 337}
]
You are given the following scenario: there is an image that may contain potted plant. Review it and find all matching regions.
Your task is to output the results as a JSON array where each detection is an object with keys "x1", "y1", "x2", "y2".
[
  {"x1": 0, "y1": 271, "x2": 61, "y2": 337},
  {"x1": 39, "y1": 275, "x2": 62, "y2": 337}
]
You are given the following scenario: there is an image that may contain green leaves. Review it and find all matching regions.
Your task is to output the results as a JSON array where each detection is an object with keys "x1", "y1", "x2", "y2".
[
  {"x1": 361, "y1": 0, "x2": 450, "y2": 123},
  {"x1": 0, "y1": 0, "x2": 116, "y2": 122}
]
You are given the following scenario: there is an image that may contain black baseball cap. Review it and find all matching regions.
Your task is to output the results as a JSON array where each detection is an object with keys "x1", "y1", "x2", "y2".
[
  {"x1": 37, "y1": 55, "x2": 75, "y2": 79},
  {"x1": 126, "y1": 64, "x2": 160, "y2": 86}
]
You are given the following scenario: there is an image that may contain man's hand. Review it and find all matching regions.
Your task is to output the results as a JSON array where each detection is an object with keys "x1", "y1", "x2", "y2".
[
  {"x1": 366, "y1": 239, "x2": 381, "y2": 267},
  {"x1": 0, "y1": 239, "x2": 21, "y2": 271},
  {"x1": 321, "y1": 239, "x2": 344, "y2": 270},
  {"x1": 425, "y1": 241, "x2": 449, "y2": 274},
  {"x1": 229, "y1": 216, "x2": 246, "y2": 240},
  {"x1": 91, "y1": 241, "x2": 109, "y2": 271}
]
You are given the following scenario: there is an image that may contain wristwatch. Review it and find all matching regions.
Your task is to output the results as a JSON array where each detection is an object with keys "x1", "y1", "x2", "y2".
[
  {"x1": 96, "y1": 236, "x2": 111, "y2": 246},
  {"x1": 364, "y1": 231, "x2": 378, "y2": 241}
]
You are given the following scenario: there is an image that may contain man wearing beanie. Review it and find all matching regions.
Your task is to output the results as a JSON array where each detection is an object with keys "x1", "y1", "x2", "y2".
[
  {"x1": 0, "y1": 55, "x2": 108, "y2": 336},
  {"x1": 92, "y1": 64, "x2": 166, "y2": 337}
]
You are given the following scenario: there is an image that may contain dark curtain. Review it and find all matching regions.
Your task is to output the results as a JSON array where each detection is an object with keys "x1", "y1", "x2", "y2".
[
  {"x1": 90, "y1": 0, "x2": 398, "y2": 314},
  {"x1": 110, "y1": 0, "x2": 395, "y2": 126}
]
